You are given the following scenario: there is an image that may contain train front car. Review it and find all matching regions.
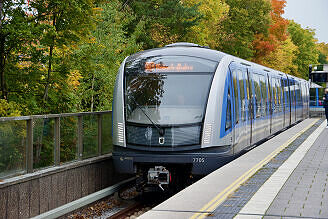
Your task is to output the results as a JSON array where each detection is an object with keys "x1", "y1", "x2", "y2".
[{"x1": 112, "y1": 43, "x2": 229, "y2": 191}]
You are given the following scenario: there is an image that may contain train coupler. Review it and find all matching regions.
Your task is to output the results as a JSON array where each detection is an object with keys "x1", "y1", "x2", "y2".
[{"x1": 147, "y1": 166, "x2": 170, "y2": 191}]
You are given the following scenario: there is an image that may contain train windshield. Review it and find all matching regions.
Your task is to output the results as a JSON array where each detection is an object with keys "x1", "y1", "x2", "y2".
[{"x1": 124, "y1": 56, "x2": 217, "y2": 125}]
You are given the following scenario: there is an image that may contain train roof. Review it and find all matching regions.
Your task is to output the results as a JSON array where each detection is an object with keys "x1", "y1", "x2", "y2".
[
  {"x1": 126, "y1": 42, "x2": 226, "y2": 63},
  {"x1": 310, "y1": 82, "x2": 323, "y2": 88},
  {"x1": 125, "y1": 42, "x2": 309, "y2": 83}
]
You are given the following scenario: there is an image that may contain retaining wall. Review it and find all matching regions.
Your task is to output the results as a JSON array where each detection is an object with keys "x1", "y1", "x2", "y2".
[{"x1": 0, "y1": 155, "x2": 129, "y2": 218}]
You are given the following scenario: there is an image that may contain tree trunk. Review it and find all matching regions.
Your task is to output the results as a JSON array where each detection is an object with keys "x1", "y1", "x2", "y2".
[
  {"x1": 43, "y1": 14, "x2": 56, "y2": 101},
  {"x1": 0, "y1": 0, "x2": 3, "y2": 28},
  {"x1": 43, "y1": 44, "x2": 53, "y2": 101},
  {"x1": 90, "y1": 73, "x2": 95, "y2": 112},
  {"x1": 0, "y1": 1, "x2": 7, "y2": 100},
  {"x1": 0, "y1": 37, "x2": 7, "y2": 100}
]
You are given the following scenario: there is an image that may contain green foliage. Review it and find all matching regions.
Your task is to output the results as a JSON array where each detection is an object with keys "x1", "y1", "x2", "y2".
[
  {"x1": 318, "y1": 53, "x2": 328, "y2": 64},
  {"x1": 123, "y1": 0, "x2": 201, "y2": 48},
  {"x1": 183, "y1": 0, "x2": 229, "y2": 49},
  {"x1": 0, "y1": 120, "x2": 26, "y2": 178},
  {"x1": 1, "y1": 0, "x2": 327, "y2": 179},
  {"x1": 288, "y1": 21, "x2": 319, "y2": 78},
  {"x1": 219, "y1": 0, "x2": 271, "y2": 59},
  {"x1": 0, "y1": 99, "x2": 21, "y2": 117},
  {"x1": 70, "y1": 1, "x2": 143, "y2": 112},
  {"x1": 317, "y1": 42, "x2": 328, "y2": 64},
  {"x1": 0, "y1": 0, "x2": 326, "y2": 117},
  {"x1": 33, "y1": 118, "x2": 55, "y2": 169},
  {"x1": 0, "y1": 0, "x2": 38, "y2": 101}
]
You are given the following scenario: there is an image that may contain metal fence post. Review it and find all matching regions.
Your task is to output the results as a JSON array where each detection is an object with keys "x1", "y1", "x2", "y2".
[
  {"x1": 77, "y1": 116, "x2": 83, "y2": 160},
  {"x1": 27, "y1": 119, "x2": 33, "y2": 173},
  {"x1": 54, "y1": 117, "x2": 60, "y2": 165},
  {"x1": 98, "y1": 114, "x2": 102, "y2": 156}
]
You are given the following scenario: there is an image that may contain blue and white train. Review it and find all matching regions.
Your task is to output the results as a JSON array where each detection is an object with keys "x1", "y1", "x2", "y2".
[{"x1": 112, "y1": 42, "x2": 309, "y2": 191}]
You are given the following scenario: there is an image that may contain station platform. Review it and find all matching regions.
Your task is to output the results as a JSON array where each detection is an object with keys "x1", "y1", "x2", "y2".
[{"x1": 139, "y1": 118, "x2": 327, "y2": 219}]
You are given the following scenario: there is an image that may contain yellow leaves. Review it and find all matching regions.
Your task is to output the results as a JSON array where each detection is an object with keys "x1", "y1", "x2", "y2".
[
  {"x1": 93, "y1": 7, "x2": 104, "y2": 12},
  {"x1": 0, "y1": 100, "x2": 21, "y2": 117},
  {"x1": 261, "y1": 37, "x2": 298, "y2": 75},
  {"x1": 16, "y1": 61, "x2": 31, "y2": 69},
  {"x1": 115, "y1": 48, "x2": 122, "y2": 54},
  {"x1": 88, "y1": 37, "x2": 97, "y2": 44},
  {"x1": 67, "y1": 70, "x2": 83, "y2": 90},
  {"x1": 317, "y1": 42, "x2": 328, "y2": 61},
  {"x1": 150, "y1": 24, "x2": 179, "y2": 47},
  {"x1": 183, "y1": 0, "x2": 229, "y2": 48}
]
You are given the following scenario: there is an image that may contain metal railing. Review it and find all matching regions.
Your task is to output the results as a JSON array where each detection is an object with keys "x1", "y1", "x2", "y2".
[{"x1": 0, "y1": 111, "x2": 112, "y2": 179}]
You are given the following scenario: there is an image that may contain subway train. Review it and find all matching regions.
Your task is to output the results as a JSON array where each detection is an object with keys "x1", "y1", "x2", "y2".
[{"x1": 112, "y1": 42, "x2": 309, "y2": 191}]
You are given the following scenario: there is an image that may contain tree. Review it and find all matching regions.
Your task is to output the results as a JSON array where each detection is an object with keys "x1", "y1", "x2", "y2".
[
  {"x1": 30, "y1": 0, "x2": 96, "y2": 105},
  {"x1": 317, "y1": 42, "x2": 328, "y2": 64},
  {"x1": 183, "y1": 0, "x2": 229, "y2": 49},
  {"x1": 260, "y1": 37, "x2": 298, "y2": 75},
  {"x1": 253, "y1": 0, "x2": 290, "y2": 63},
  {"x1": 122, "y1": 0, "x2": 201, "y2": 49},
  {"x1": 70, "y1": 1, "x2": 143, "y2": 112},
  {"x1": 219, "y1": 0, "x2": 271, "y2": 59},
  {"x1": 0, "y1": 0, "x2": 35, "y2": 100},
  {"x1": 288, "y1": 21, "x2": 319, "y2": 78}
]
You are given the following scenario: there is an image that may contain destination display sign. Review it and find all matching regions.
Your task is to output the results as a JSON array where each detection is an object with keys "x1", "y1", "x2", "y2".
[
  {"x1": 124, "y1": 56, "x2": 218, "y2": 75},
  {"x1": 144, "y1": 62, "x2": 194, "y2": 72}
]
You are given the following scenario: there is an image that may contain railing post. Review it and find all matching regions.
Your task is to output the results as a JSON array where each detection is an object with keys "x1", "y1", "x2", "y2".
[
  {"x1": 98, "y1": 114, "x2": 102, "y2": 156},
  {"x1": 26, "y1": 118, "x2": 33, "y2": 173},
  {"x1": 54, "y1": 117, "x2": 60, "y2": 165},
  {"x1": 77, "y1": 116, "x2": 83, "y2": 160}
]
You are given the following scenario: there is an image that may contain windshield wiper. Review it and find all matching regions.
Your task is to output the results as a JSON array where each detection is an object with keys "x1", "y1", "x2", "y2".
[{"x1": 128, "y1": 96, "x2": 165, "y2": 136}]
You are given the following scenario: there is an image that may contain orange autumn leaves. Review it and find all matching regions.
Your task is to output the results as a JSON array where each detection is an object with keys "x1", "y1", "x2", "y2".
[{"x1": 253, "y1": 0, "x2": 290, "y2": 64}]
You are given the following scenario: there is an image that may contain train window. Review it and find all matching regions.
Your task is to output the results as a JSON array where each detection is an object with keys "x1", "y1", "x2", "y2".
[
  {"x1": 252, "y1": 74, "x2": 262, "y2": 118},
  {"x1": 282, "y1": 79, "x2": 288, "y2": 110},
  {"x1": 281, "y1": 79, "x2": 284, "y2": 111},
  {"x1": 271, "y1": 78, "x2": 277, "y2": 114},
  {"x1": 238, "y1": 71, "x2": 246, "y2": 121},
  {"x1": 276, "y1": 78, "x2": 282, "y2": 113},
  {"x1": 246, "y1": 71, "x2": 252, "y2": 120},
  {"x1": 232, "y1": 70, "x2": 240, "y2": 125},
  {"x1": 294, "y1": 81, "x2": 299, "y2": 107},
  {"x1": 275, "y1": 78, "x2": 279, "y2": 113},
  {"x1": 259, "y1": 75, "x2": 267, "y2": 117},
  {"x1": 297, "y1": 82, "x2": 302, "y2": 105},
  {"x1": 290, "y1": 79, "x2": 295, "y2": 109},
  {"x1": 226, "y1": 87, "x2": 232, "y2": 131}
]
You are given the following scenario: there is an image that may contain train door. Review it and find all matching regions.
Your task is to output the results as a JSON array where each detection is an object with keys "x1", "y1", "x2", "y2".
[
  {"x1": 277, "y1": 78, "x2": 284, "y2": 130},
  {"x1": 238, "y1": 67, "x2": 251, "y2": 151},
  {"x1": 260, "y1": 73, "x2": 270, "y2": 139},
  {"x1": 271, "y1": 77, "x2": 281, "y2": 134},
  {"x1": 229, "y1": 63, "x2": 240, "y2": 154},
  {"x1": 297, "y1": 81, "x2": 303, "y2": 121},
  {"x1": 282, "y1": 78, "x2": 290, "y2": 127},
  {"x1": 303, "y1": 82, "x2": 307, "y2": 118},
  {"x1": 306, "y1": 82, "x2": 310, "y2": 117},
  {"x1": 281, "y1": 78, "x2": 286, "y2": 127},
  {"x1": 271, "y1": 77, "x2": 277, "y2": 133},
  {"x1": 251, "y1": 72, "x2": 263, "y2": 143},
  {"x1": 288, "y1": 77, "x2": 296, "y2": 124},
  {"x1": 229, "y1": 62, "x2": 253, "y2": 154},
  {"x1": 300, "y1": 82, "x2": 304, "y2": 119},
  {"x1": 267, "y1": 75, "x2": 272, "y2": 134},
  {"x1": 246, "y1": 68, "x2": 253, "y2": 146},
  {"x1": 221, "y1": 69, "x2": 233, "y2": 143}
]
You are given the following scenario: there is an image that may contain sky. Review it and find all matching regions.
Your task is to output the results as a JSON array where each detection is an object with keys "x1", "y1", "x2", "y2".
[{"x1": 282, "y1": 0, "x2": 328, "y2": 43}]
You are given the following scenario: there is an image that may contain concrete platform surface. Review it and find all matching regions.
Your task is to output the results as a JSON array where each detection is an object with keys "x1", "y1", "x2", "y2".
[{"x1": 139, "y1": 119, "x2": 320, "y2": 219}]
